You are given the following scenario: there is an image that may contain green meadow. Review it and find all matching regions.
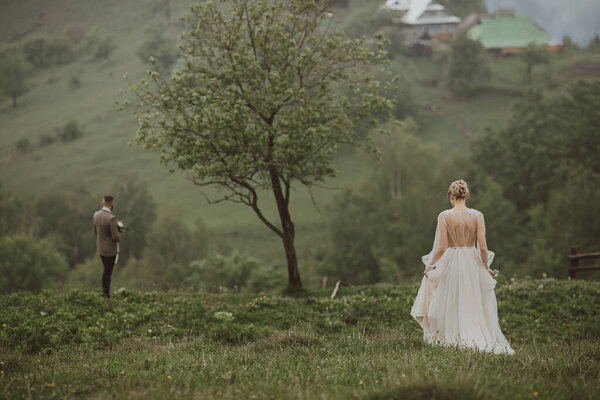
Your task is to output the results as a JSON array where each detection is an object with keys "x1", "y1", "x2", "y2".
[{"x1": 1, "y1": 278, "x2": 599, "y2": 399}]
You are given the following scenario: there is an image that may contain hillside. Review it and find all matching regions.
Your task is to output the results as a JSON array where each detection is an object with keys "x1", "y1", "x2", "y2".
[
  {"x1": 1, "y1": 0, "x2": 599, "y2": 272},
  {"x1": 1, "y1": 279, "x2": 599, "y2": 399}
]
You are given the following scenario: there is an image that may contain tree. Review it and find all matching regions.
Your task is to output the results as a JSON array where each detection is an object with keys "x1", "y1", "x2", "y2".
[
  {"x1": 0, "y1": 234, "x2": 68, "y2": 293},
  {"x1": 520, "y1": 44, "x2": 549, "y2": 83},
  {"x1": 446, "y1": 34, "x2": 491, "y2": 97},
  {"x1": 0, "y1": 53, "x2": 33, "y2": 108},
  {"x1": 34, "y1": 188, "x2": 97, "y2": 267},
  {"x1": 472, "y1": 81, "x2": 600, "y2": 210},
  {"x1": 587, "y1": 34, "x2": 600, "y2": 53},
  {"x1": 111, "y1": 178, "x2": 158, "y2": 265},
  {"x1": 128, "y1": 0, "x2": 392, "y2": 290}
]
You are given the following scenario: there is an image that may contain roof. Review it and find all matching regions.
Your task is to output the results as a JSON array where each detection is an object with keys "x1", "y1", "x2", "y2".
[
  {"x1": 383, "y1": 0, "x2": 410, "y2": 11},
  {"x1": 402, "y1": 0, "x2": 430, "y2": 23},
  {"x1": 401, "y1": 0, "x2": 460, "y2": 25},
  {"x1": 467, "y1": 17, "x2": 552, "y2": 49}
]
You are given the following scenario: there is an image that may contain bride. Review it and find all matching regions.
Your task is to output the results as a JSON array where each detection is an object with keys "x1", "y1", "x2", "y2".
[{"x1": 411, "y1": 180, "x2": 514, "y2": 355}]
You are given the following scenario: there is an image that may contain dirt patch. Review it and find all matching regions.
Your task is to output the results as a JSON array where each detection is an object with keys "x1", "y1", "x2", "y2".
[{"x1": 560, "y1": 61, "x2": 600, "y2": 79}]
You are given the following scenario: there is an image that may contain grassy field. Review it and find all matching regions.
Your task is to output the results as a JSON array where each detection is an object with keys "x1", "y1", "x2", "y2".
[{"x1": 1, "y1": 278, "x2": 599, "y2": 399}]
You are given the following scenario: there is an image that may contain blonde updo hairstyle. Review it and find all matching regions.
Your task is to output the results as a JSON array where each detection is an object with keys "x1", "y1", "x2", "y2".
[{"x1": 448, "y1": 179, "x2": 470, "y2": 200}]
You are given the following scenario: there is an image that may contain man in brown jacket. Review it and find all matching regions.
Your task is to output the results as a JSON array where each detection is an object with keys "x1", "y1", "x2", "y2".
[{"x1": 93, "y1": 195, "x2": 121, "y2": 298}]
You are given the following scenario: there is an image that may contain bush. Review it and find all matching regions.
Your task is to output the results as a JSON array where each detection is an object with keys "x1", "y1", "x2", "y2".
[
  {"x1": 55, "y1": 120, "x2": 82, "y2": 142},
  {"x1": 445, "y1": 34, "x2": 491, "y2": 97},
  {"x1": 0, "y1": 234, "x2": 68, "y2": 293},
  {"x1": 39, "y1": 134, "x2": 55, "y2": 147},
  {"x1": 15, "y1": 138, "x2": 30, "y2": 152},
  {"x1": 69, "y1": 76, "x2": 81, "y2": 90},
  {"x1": 187, "y1": 252, "x2": 258, "y2": 292}
]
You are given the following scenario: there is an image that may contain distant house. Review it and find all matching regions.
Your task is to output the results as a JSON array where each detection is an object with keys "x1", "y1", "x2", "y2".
[
  {"x1": 400, "y1": 0, "x2": 461, "y2": 38},
  {"x1": 467, "y1": 16, "x2": 558, "y2": 54}
]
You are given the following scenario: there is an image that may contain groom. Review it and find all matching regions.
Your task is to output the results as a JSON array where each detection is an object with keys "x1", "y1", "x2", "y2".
[{"x1": 93, "y1": 195, "x2": 121, "y2": 298}]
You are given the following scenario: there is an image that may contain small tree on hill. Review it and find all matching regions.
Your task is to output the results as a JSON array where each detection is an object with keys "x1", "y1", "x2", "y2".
[
  {"x1": 520, "y1": 44, "x2": 549, "y2": 83},
  {"x1": 446, "y1": 34, "x2": 491, "y2": 97},
  {"x1": 587, "y1": 34, "x2": 600, "y2": 53},
  {"x1": 0, "y1": 53, "x2": 33, "y2": 108},
  {"x1": 127, "y1": 0, "x2": 392, "y2": 291}
]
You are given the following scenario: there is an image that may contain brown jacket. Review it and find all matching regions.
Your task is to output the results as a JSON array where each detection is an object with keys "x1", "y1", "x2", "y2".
[{"x1": 93, "y1": 209, "x2": 120, "y2": 256}]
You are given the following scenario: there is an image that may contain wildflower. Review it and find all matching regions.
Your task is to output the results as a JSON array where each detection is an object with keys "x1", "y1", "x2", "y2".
[
  {"x1": 361, "y1": 297, "x2": 366, "y2": 302},
  {"x1": 120, "y1": 370, "x2": 125, "y2": 375},
  {"x1": 0, "y1": 370, "x2": 4, "y2": 375},
  {"x1": 1, "y1": 324, "x2": 6, "y2": 327},
  {"x1": 533, "y1": 392, "x2": 538, "y2": 397},
  {"x1": 401, "y1": 373, "x2": 406, "y2": 378},
  {"x1": 167, "y1": 375, "x2": 172, "y2": 380},
  {"x1": 359, "y1": 380, "x2": 364, "y2": 385},
  {"x1": 259, "y1": 297, "x2": 263, "y2": 301},
  {"x1": 45, "y1": 382, "x2": 54, "y2": 387}
]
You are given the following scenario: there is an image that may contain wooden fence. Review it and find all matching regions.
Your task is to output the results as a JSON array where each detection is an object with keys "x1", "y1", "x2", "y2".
[{"x1": 568, "y1": 247, "x2": 600, "y2": 279}]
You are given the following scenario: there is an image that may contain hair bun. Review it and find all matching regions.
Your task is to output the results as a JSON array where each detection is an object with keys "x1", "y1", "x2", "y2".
[{"x1": 448, "y1": 180, "x2": 469, "y2": 199}]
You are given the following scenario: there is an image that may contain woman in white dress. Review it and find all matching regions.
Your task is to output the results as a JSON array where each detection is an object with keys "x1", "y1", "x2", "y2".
[{"x1": 411, "y1": 180, "x2": 514, "y2": 355}]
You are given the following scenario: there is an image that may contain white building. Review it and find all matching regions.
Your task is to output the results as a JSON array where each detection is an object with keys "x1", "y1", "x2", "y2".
[{"x1": 382, "y1": 0, "x2": 461, "y2": 36}]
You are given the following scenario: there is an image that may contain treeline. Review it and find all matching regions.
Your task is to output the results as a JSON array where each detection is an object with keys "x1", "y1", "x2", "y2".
[
  {"x1": 0, "y1": 178, "x2": 289, "y2": 294},
  {"x1": 317, "y1": 80, "x2": 600, "y2": 283}
]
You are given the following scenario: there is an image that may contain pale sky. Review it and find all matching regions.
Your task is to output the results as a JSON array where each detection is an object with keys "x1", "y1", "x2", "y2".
[{"x1": 485, "y1": 0, "x2": 600, "y2": 46}]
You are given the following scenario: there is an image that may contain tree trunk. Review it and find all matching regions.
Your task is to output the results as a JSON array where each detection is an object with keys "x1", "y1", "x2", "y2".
[{"x1": 268, "y1": 167, "x2": 302, "y2": 291}]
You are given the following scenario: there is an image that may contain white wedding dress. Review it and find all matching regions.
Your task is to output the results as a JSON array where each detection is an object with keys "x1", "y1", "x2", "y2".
[{"x1": 411, "y1": 208, "x2": 514, "y2": 355}]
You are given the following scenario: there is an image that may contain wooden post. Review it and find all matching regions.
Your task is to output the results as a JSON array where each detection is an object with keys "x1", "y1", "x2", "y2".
[
  {"x1": 321, "y1": 276, "x2": 328, "y2": 289},
  {"x1": 570, "y1": 247, "x2": 580, "y2": 279}
]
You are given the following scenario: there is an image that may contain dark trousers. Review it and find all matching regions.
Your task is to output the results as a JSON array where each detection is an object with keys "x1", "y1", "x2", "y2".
[{"x1": 100, "y1": 255, "x2": 116, "y2": 298}]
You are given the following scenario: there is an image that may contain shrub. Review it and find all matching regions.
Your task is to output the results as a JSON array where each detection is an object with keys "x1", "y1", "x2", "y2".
[
  {"x1": 55, "y1": 120, "x2": 82, "y2": 142},
  {"x1": 138, "y1": 25, "x2": 178, "y2": 73},
  {"x1": 39, "y1": 134, "x2": 55, "y2": 147},
  {"x1": 69, "y1": 75, "x2": 81, "y2": 90},
  {"x1": 0, "y1": 234, "x2": 68, "y2": 293},
  {"x1": 187, "y1": 252, "x2": 258, "y2": 292},
  {"x1": 15, "y1": 138, "x2": 30, "y2": 152}
]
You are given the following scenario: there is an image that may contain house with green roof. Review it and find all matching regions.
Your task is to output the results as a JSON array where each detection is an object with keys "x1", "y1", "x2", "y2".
[{"x1": 467, "y1": 16, "x2": 554, "y2": 54}]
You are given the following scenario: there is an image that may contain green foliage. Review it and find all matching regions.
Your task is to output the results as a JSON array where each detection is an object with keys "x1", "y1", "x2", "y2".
[
  {"x1": 143, "y1": 212, "x2": 207, "y2": 272},
  {"x1": 473, "y1": 81, "x2": 600, "y2": 211},
  {"x1": 187, "y1": 252, "x2": 255, "y2": 292},
  {"x1": 14, "y1": 137, "x2": 30, "y2": 152},
  {"x1": 446, "y1": 34, "x2": 491, "y2": 97},
  {"x1": 55, "y1": 120, "x2": 82, "y2": 142},
  {"x1": 22, "y1": 37, "x2": 76, "y2": 68},
  {"x1": 0, "y1": 234, "x2": 68, "y2": 293},
  {"x1": 83, "y1": 30, "x2": 117, "y2": 61},
  {"x1": 137, "y1": 25, "x2": 178, "y2": 73},
  {"x1": 586, "y1": 34, "x2": 600, "y2": 53},
  {"x1": 472, "y1": 80, "x2": 600, "y2": 276},
  {"x1": 127, "y1": 0, "x2": 392, "y2": 290},
  {"x1": 0, "y1": 280, "x2": 599, "y2": 398},
  {"x1": 0, "y1": 52, "x2": 33, "y2": 108},
  {"x1": 320, "y1": 120, "x2": 452, "y2": 283},
  {"x1": 520, "y1": 44, "x2": 550, "y2": 83},
  {"x1": 111, "y1": 178, "x2": 158, "y2": 265},
  {"x1": 0, "y1": 184, "x2": 27, "y2": 237},
  {"x1": 33, "y1": 188, "x2": 97, "y2": 267}
]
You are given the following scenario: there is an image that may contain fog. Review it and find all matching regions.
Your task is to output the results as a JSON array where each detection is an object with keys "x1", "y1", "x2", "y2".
[{"x1": 485, "y1": 0, "x2": 600, "y2": 46}]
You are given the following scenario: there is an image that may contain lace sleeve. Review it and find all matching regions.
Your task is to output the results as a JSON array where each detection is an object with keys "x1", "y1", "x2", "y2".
[
  {"x1": 430, "y1": 213, "x2": 448, "y2": 266},
  {"x1": 476, "y1": 212, "x2": 488, "y2": 268}
]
